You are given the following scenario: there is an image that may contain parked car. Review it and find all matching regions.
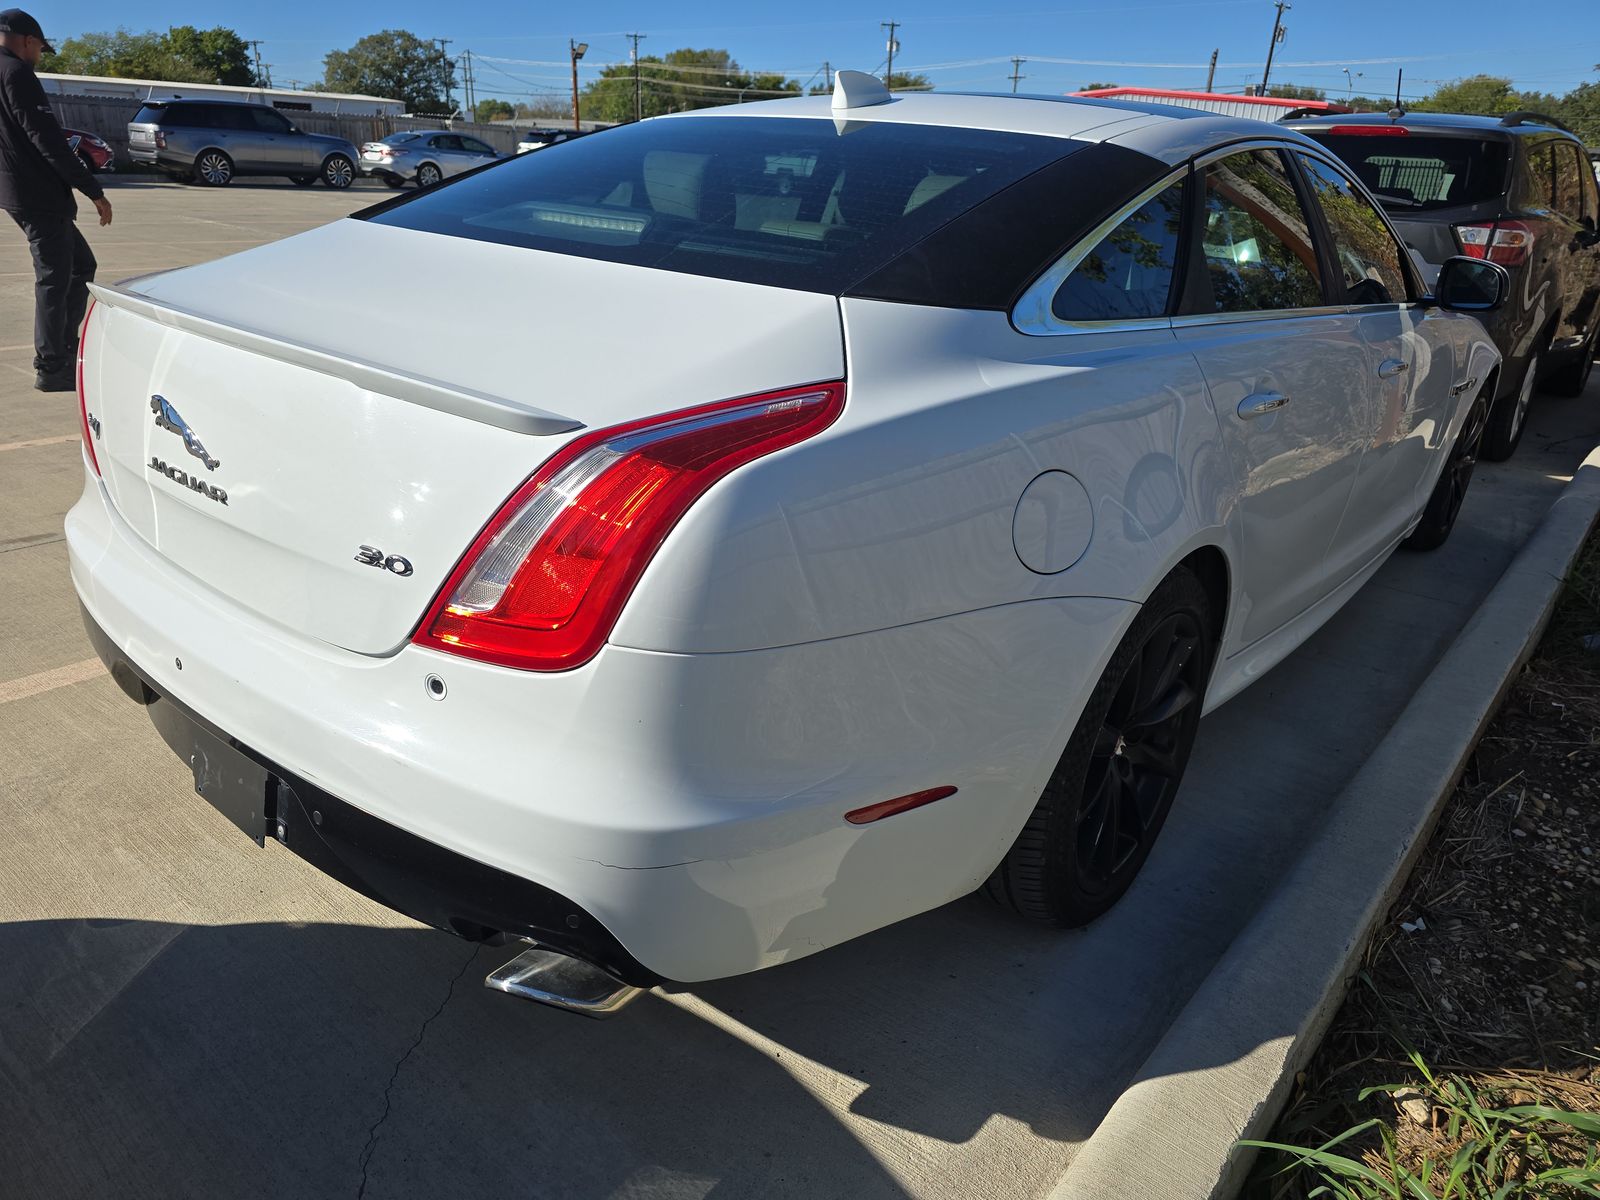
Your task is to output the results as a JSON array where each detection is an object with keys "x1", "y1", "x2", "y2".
[
  {"x1": 359, "y1": 130, "x2": 502, "y2": 188},
  {"x1": 126, "y1": 99, "x2": 360, "y2": 189},
  {"x1": 516, "y1": 128, "x2": 584, "y2": 153},
  {"x1": 63, "y1": 127, "x2": 113, "y2": 173},
  {"x1": 71, "y1": 80, "x2": 1507, "y2": 1010},
  {"x1": 1286, "y1": 111, "x2": 1600, "y2": 460}
]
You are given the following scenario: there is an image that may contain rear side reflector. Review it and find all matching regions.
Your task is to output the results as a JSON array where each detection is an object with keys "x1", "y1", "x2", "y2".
[
  {"x1": 77, "y1": 299, "x2": 100, "y2": 476},
  {"x1": 415, "y1": 381, "x2": 846, "y2": 672},
  {"x1": 845, "y1": 786, "x2": 959, "y2": 825}
]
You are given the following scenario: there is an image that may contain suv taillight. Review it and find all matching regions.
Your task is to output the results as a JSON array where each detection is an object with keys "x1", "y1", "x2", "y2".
[
  {"x1": 1456, "y1": 220, "x2": 1534, "y2": 267},
  {"x1": 414, "y1": 382, "x2": 846, "y2": 671},
  {"x1": 153, "y1": 131, "x2": 166, "y2": 149},
  {"x1": 77, "y1": 300, "x2": 100, "y2": 476}
]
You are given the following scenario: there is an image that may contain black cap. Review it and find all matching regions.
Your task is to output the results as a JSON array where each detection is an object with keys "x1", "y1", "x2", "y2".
[{"x1": 0, "y1": 10, "x2": 53, "y2": 54}]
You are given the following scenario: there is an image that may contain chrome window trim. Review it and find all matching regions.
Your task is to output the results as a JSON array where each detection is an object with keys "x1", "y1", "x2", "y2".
[
  {"x1": 1170, "y1": 304, "x2": 1353, "y2": 329},
  {"x1": 1011, "y1": 167, "x2": 1188, "y2": 337}
]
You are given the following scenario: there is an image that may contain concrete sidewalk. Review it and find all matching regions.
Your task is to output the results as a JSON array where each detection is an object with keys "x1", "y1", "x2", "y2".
[{"x1": 1, "y1": 184, "x2": 1598, "y2": 1200}]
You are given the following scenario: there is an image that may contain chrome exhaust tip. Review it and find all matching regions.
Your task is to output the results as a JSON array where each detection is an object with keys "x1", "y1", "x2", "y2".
[{"x1": 484, "y1": 944, "x2": 642, "y2": 1018}]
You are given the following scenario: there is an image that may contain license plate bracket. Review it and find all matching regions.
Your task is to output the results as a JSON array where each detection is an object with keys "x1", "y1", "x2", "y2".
[{"x1": 146, "y1": 693, "x2": 271, "y2": 845}]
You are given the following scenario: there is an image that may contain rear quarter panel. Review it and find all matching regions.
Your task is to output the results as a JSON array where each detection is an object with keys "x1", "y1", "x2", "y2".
[{"x1": 614, "y1": 301, "x2": 1240, "y2": 654}]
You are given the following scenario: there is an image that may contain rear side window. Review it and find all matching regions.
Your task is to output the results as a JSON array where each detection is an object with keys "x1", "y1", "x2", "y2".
[
  {"x1": 1199, "y1": 150, "x2": 1323, "y2": 313},
  {"x1": 1296, "y1": 154, "x2": 1409, "y2": 305},
  {"x1": 1304, "y1": 134, "x2": 1509, "y2": 210},
  {"x1": 1516, "y1": 141, "x2": 1556, "y2": 210},
  {"x1": 209, "y1": 106, "x2": 255, "y2": 132},
  {"x1": 1052, "y1": 182, "x2": 1185, "y2": 321},
  {"x1": 163, "y1": 103, "x2": 211, "y2": 128},
  {"x1": 1554, "y1": 142, "x2": 1587, "y2": 221},
  {"x1": 361, "y1": 116, "x2": 1068, "y2": 293}
]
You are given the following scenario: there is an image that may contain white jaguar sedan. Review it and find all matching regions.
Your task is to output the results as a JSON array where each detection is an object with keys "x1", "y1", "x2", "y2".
[{"x1": 69, "y1": 74, "x2": 1507, "y2": 1012}]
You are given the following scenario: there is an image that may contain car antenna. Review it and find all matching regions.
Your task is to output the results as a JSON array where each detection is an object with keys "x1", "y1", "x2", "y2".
[{"x1": 1388, "y1": 69, "x2": 1404, "y2": 122}]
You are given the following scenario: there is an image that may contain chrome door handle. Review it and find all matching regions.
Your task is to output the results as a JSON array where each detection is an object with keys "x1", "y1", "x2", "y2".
[
  {"x1": 1378, "y1": 358, "x2": 1409, "y2": 378},
  {"x1": 1238, "y1": 391, "x2": 1290, "y2": 419}
]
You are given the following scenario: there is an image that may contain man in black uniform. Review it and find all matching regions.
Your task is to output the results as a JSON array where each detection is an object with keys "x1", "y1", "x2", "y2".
[{"x1": 0, "y1": 9, "x2": 111, "y2": 391}]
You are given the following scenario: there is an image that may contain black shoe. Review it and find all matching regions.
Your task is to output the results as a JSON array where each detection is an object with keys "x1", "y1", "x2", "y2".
[{"x1": 35, "y1": 369, "x2": 74, "y2": 392}]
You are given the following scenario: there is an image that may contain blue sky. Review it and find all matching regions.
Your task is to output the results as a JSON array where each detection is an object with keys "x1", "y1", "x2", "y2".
[{"x1": 38, "y1": 0, "x2": 1600, "y2": 102}]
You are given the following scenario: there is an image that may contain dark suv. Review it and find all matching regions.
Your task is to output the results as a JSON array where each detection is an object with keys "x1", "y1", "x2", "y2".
[
  {"x1": 1286, "y1": 111, "x2": 1600, "y2": 459},
  {"x1": 127, "y1": 100, "x2": 361, "y2": 191}
]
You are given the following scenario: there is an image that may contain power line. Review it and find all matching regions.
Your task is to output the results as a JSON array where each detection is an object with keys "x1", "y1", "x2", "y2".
[{"x1": 626, "y1": 32, "x2": 646, "y2": 121}]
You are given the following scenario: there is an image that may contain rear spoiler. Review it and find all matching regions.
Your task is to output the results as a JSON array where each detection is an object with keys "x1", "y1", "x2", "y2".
[{"x1": 87, "y1": 281, "x2": 583, "y2": 438}]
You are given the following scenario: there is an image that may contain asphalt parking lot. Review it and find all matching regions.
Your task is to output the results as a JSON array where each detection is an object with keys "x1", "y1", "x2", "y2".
[{"x1": 2, "y1": 179, "x2": 1597, "y2": 1200}]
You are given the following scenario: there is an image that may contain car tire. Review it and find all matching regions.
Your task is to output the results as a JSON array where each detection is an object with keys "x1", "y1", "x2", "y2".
[
  {"x1": 193, "y1": 150, "x2": 233, "y2": 187},
  {"x1": 1403, "y1": 383, "x2": 1490, "y2": 552},
  {"x1": 321, "y1": 155, "x2": 355, "y2": 189},
  {"x1": 382, "y1": 174, "x2": 406, "y2": 189},
  {"x1": 1543, "y1": 325, "x2": 1597, "y2": 399},
  {"x1": 289, "y1": 175, "x2": 317, "y2": 187},
  {"x1": 416, "y1": 162, "x2": 442, "y2": 188},
  {"x1": 985, "y1": 565, "x2": 1213, "y2": 927},
  {"x1": 76, "y1": 149, "x2": 97, "y2": 175},
  {"x1": 1481, "y1": 347, "x2": 1540, "y2": 462}
]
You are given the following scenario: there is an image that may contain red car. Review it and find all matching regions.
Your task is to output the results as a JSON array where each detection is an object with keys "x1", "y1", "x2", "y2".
[{"x1": 63, "y1": 127, "x2": 114, "y2": 173}]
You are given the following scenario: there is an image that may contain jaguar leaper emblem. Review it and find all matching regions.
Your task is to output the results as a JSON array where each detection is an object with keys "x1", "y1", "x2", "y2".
[{"x1": 150, "y1": 395, "x2": 220, "y2": 471}]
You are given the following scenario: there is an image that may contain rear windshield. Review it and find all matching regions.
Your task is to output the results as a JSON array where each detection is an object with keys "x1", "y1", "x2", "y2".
[
  {"x1": 1303, "y1": 134, "x2": 1510, "y2": 210},
  {"x1": 361, "y1": 116, "x2": 1068, "y2": 292},
  {"x1": 132, "y1": 104, "x2": 169, "y2": 125}
]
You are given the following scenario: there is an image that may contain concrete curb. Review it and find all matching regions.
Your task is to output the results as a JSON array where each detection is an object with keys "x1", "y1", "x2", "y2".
[{"x1": 1052, "y1": 446, "x2": 1600, "y2": 1200}]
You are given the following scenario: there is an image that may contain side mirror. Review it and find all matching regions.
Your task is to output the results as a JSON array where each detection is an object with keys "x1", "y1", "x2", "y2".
[{"x1": 1431, "y1": 256, "x2": 1510, "y2": 313}]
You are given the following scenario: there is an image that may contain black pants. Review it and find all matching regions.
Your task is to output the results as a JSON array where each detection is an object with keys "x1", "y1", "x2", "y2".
[{"x1": 9, "y1": 211, "x2": 95, "y2": 375}]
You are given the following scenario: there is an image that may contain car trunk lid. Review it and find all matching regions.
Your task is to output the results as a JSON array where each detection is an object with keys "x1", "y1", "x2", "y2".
[{"x1": 83, "y1": 218, "x2": 845, "y2": 655}]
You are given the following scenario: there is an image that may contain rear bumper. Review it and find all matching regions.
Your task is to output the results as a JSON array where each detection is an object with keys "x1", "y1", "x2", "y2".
[
  {"x1": 81, "y1": 604, "x2": 665, "y2": 987},
  {"x1": 67, "y1": 470, "x2": 1132, "y2": 982}
]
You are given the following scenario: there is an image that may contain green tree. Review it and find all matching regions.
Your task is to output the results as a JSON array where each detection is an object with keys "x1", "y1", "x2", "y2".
[
  {"x1": 1557, "y1": 79, "x2": 1599, "y2": 144},
  {"x1": 1081, "y1": 81, "x2": 1120, "y2": 91},
  {"x1": 885, "y1": 72, "x2": 933, "y2": 92},
  {"x1": 322, "y1": 30, "x2": 455, "y2": 113},
  {"x1": 1266, "y1": 82, "x2": 1325, "y2": 101},
  {"x1": 1412, "y1": 74, "x2": 1521, "y2": 116},
  {"x1": 580, "y1": 48, "x2": 801, "y2": 121},
  {"x1": 41, "y1": 26, "x2": 261, "y2": 85},
  {"x1": 473, "y1": 98, "x2": 514, "y2": 123},
  {"x1": 165, "y1": 26, "x2": 256, "y2": 85}
]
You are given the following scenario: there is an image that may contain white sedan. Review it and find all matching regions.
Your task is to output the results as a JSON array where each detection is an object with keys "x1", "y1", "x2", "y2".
[{"x1": 69, "y1": 74, "x2": 1506, "y2": 1014}]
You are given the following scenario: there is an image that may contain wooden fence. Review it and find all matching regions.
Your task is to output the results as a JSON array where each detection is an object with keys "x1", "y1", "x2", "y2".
[{"x1": 47, "y1": 94, "x2": 528, "y2": 169}]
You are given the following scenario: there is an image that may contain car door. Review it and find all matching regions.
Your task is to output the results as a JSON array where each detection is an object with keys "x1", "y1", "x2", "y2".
[
  {"x1": 1293, "y1": 150, "x2": 1440, "y2": 541},
  {"x1": 1551, "y1": 140, "x2": 1600, "y2": 353},
  {"x1": 430, "y1": 134, "x2": 471, "y2": 177},
  {"x1": 245, "y1": 106, "x2": 302, "y2": 172},
  {"x1": 1172, "y1": 146, "x2": 1377, "y2": 648},
  {"x1": 209, "y1": 105, "x2": 265, "y2": 171}
]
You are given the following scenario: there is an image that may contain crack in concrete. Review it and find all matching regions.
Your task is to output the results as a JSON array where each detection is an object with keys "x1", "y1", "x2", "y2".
[{"x1": 355, "y1": 945, "x2": 479, "y2": 1199}]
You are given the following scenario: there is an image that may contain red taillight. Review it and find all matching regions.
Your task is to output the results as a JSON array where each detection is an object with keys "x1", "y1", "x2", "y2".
[
  {"x1": 415, "y1": 381, "x2": 846, "y2": 672},
  {"x1": 153, "y1": 131, "x2": 166, "y2": 149},
  {"x1": 77, "y1": 299, "x2": 100, "y2": 476},
  {"x1": 845, "y1": 786, "x2": 959, "y2": 825},
  {"x1": 1455, "y1": 220, "x2": 1533, "y2": 267},
  {"x1": 1324, "y1": 124, "x2": 1409, "y2": 137}
]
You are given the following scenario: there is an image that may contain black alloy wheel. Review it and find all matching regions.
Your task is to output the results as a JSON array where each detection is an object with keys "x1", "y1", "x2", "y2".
[
  {"x1": 194, "y1": 150, "x2": 233, "y2": 186},
  {"x1": 416, "y1": 162, "x2": 442, "y2": 188},
  {"x1": 1482, "y1": 347, "x2": 1541, "y2": 462},
  {"x1": 1404, "y1": 387, "x2": 1490, "y2": 552},
  {"x1": 322, "y1": 155, "x2": 355, "y2": 189},
  {"x1": 986, "y1": 567, "x2": 1213, "y2": 926}
]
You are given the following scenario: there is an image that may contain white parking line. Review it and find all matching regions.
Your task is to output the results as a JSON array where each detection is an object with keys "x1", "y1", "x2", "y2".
[
  {"x1": 0, "y1": 434, "x2": 75, "y2": 452},
  {"x1": 0, "y1": 658, "x2": 105, "y2": 706}
]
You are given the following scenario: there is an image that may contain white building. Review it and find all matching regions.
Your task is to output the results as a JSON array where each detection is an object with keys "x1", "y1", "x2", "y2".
[{"x1": 39, "y1": 72, "x2": 404, "y2": 116}]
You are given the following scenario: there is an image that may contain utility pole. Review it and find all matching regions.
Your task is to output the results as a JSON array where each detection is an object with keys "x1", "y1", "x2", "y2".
[
  {"x1": 435, "y1": 38, "x2": 454, "y2": 115},
  {"x1": 1205, "y1": 48, "x2": 1218, "y2": 92},
  {"x1": 1260, "y1": 1, "x2": 1289, "y2": 94},
  {"x1": 881, "y1": 20, "x2": 899, "y2": 86},
  {"x1": 1009, "y1": 57, "x2": 1025, "y2": 93},
  {"x1": 626, "y1": 32, "x2": 646, "y2": 122},
  {"x1": 460, "y1": 49, "x2": 475, "y2": 119},
  {"x1": 824, "y1": 61, "x2": 832, "y2": 90},
  {"x1": 570, "y1": 40, "x2": 588, "y2": 131},
  {"x1": 246, "y1": 39, "x2": 265, "y2": 87}
]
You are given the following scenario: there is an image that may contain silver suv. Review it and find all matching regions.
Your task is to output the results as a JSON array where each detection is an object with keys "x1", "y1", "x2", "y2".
[{"x1": 127, "y1": 100, "x2": 360, "y2": 189}]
